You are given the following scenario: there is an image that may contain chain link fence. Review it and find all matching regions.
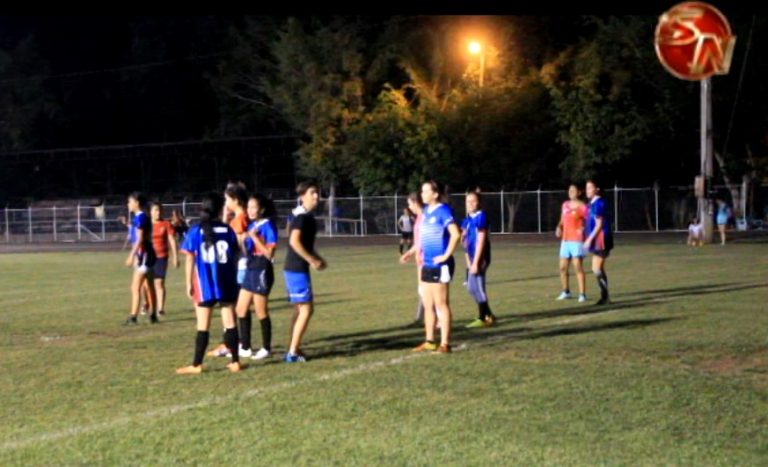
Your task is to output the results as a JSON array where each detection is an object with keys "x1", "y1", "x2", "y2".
[{"x1": 3, "y1": 185, "x2": 767, "y2": 243}]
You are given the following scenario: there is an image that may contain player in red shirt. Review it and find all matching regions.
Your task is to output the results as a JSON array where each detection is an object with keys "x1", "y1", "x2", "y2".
[{"x1": 555, "y1": 184, "x2": 588, "y2": 302}]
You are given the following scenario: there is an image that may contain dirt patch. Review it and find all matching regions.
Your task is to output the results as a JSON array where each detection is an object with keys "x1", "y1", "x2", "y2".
[{"x1": 698, "y1": 349, "x2": 768, "y2": 375}]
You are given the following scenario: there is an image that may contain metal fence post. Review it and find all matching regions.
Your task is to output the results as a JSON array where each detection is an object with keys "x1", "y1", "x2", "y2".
[
  {"x1": 654, "y1": 185, "x2": 660, "y2": 232},
  {"x1": 614, "y1": 184, "x2": 619, "y2": 232},
  {"x1": 182, "y1": 197, "x2": 187, "y2": 218},
  {"x1": 77, "y1": 204, "x2": 81, "y2": 241},
  {"x1": 394, "y1": 191, "x2": 398, "y2": 235},
  {"x1": 53, "y1": 206, "x2": 57, "y2": 242},
  {"x1": 500, "y1": 190, "x2": 505, "y2": 234},
  {"x1": 537, "y1": 188, "x2": 542, "y2": 233},
  {"x1": 359, "y1": 193, "x2": 364, "y2": 236},
  {"x1": 4, "y1": 206, "x2": 9, "y2": 243},
  {"x1": 28, "y1": 206, "x2": 33, "y2": 243}
]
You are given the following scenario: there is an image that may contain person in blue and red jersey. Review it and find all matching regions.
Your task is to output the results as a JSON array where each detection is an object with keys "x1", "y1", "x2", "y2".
[
  {"x1": 283, "y1": 181, "x2": 327, "y2": 363},
  {"x1": 235, "y1": 194, "x2": 279, "y2": 361},
  {"x1": 583, "y1": 180, "x2": 613, "y2": 305},
  {"x1": 462, "y1": 190, "x2": 496, "y2": 328},
  {"x1": 555, "y1": 184, "x2": 588, "y2": 302},
  {"x1": 124, "y1": 192, "x2": 158, "y2": 325},
  {"x1": 412, "y1": 180, "x2": 461, "y2": 354},
  {"x1": 144, "y1": 201, "x2": 179, "y2": 317},
  {"x1": 176, "y1": 192, "x2": 242, "y2": 375}
]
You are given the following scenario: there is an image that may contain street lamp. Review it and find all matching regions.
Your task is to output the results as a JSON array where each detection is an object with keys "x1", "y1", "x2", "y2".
[{"x1": 468, "y1": 41, "x2": 485, "y2": 87}]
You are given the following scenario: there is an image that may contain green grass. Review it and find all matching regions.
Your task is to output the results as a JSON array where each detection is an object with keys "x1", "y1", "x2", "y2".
[{"x1": 1, "y1": 238, "x2": 768, "y2": 465}]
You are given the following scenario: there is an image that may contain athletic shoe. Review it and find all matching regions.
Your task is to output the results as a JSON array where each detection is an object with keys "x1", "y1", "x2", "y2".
[
  {"x1": 484, "y1": 314, "x2": 497, "y2": 327},
  {"x1": 226, "y1": 361, "x2": 243, "y2": 373},
  {"x1": 175, "y1": 365, "x2": 203, "y2": 375},
  {"x1": 158, "y1": 310, "x2": 166, "y2": 316},
  {"x1": 412, "y1": 341, "x2": 438, "y2": 352},
  {"x1": 251, "y1": 348, "x2": 272, "y2": 360},
  {"x1": 284, "y1": 352, "x2": 307, "y2": 363},
  {"x1": 595, "y1": 297, "x2": 611, "y2": 306},
  {"x1": 434, "y1": 344, "x2": 452, "y2": 354},
  {"x1": 140, "y1": 304, "x2": 149, "y2": 316},
  {"x1": 149, "y1": 313, "x2": 159, "y2": 324},
  {"x1": 465, "y1": 318, "x2": 486, "y2": 328},
  {"x1": 206, "y1": 343, "x2": 230, "y2": 358},
  {"x1": 578, "y1": 294, "x2": 587, "y2": 303},
  {"x1": 123, "y1": 316, "x2": 138, "y2": 326},
  {"x1": 556, "y1": 291, "x2": 572, "y2": 300},
  {"x1": 238, "y1": 346, "x2": 253, "y2": 358}
]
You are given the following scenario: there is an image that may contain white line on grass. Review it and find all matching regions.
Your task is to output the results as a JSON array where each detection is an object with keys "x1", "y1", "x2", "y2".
[
  {"x1": 0, "y1": 303, "x2": 638, "y2": 452},
  {"x1": 0, "y1": 344, "x2": 467, "y2": 452}
]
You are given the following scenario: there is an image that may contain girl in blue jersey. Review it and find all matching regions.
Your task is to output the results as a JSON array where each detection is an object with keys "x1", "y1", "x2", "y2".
[
  {"x1": 583, "y1": 180, "x2": 614, "y2": 305},
  {"x1": 413, "y1": 180, "x2": 461, "y2": 354},
  {"x1": 176, "y1": 192, "x2": 243, "y2": 375},
  {"x1": 123, "y1": 192, "x2": 158, "y2": 325},
  {"x1": 235, "y1": 194, "x2": 279, "y2": 361},
  {"x1": 283, "y1": 181, "x2": 327, "y2": 363},
  {"x1": 462, "y1": 191, "x2": 497, "y2": 328}
]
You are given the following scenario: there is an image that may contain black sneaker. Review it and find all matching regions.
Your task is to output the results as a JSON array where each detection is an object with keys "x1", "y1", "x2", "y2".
[
  {"x1": 149, "y1": 313, "x2": 159, "y2": 324},
  {"x1": 595, "y1": 297, "x2": 611, "y2": 306},
  {"x1": 123, "y1": 316, "x2": 138, "y2": 326}
]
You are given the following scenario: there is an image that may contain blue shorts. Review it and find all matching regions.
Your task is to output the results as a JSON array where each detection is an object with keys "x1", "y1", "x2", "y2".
[
  {"x1": 284, "y1": 271, "x2": 313, "y2": 303},
  {"x1": 716, "y1": 215, "x2": 728, "y2": 226},
  {"x1": 242, "y1": 263, "x2": 274, "y2": 296},
  {"x1": 152, "y1": 257, "x2": 168, "y2": 279},
  {"x1": 559, "y1": 241, "x2": 585, "y2": 259}
]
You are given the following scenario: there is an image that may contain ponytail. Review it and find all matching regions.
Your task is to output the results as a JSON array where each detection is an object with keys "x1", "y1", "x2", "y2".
[{"x1": 199, "y1": 192, "x2": 224, "y2": 248}]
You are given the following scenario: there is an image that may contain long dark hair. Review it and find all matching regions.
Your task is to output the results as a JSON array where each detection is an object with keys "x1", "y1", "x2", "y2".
[
  {"x1": 423, "y1": 180, "x2": 447, "y2": 203},
  {"x1": 129, "y1": 191, "x2": 147, "y2": 210},
  {"x1": 225, "y1": 181, "x2": 248, "y2": 209},
  {"x1": 200, "y1": 192, "x2": 224, "y2": 248},
  {"x1": 251, "y1": 193, "x2": 277, "y2": 220}
]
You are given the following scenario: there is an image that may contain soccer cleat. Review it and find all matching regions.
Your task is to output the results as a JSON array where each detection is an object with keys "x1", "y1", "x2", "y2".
[
  {"x1": 465, "y1": 318, "x2": 486, "y2": 328},
  {"x1": 252, "y1": 348, "x2": 272, "y2": 360},
  {"x1": 434, "y1": 344, "x2": 452, "y2": 354},
  {"x1": 206, "y1": 343, "x2": 230, "y2": 358},
  {"x1": 238, "y1": 345, "x2": 253, "y2": 358},
  {"x1": 149, "y1": 313, "x2": 159, "y2": 324},
  {"x1": 158, "y1": 310, "x2": 166, "y2": 316},
  {"x1": 175, "y1": 365, "x2": 203, "y2": 375},
  {"x1": 595, "y1": 297, "x2": 611, "y2": 306},
  {"x1": 484, "y1": 314, "x2": 497, "y2": 327},
  {"x1": 578, "y1": 294, "x2": 587, "y2": 302},
  {"x1": 556, "y1": 291, "x2": 572, "y2": 300},
  {"x1": 123, "y1": 316, "x2": 138, "y2": 326},
  {"x1": 284, "y1": 352, "x2": 307, "y2": 363},
  {"x1": 412, "y1": 341, "x2": 438, "y2": 352},
  {"x1": 226, "y1": 361, "x2": 243, "y2": 373}
]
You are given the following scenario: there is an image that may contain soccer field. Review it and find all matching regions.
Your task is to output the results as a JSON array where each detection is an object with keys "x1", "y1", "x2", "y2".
[{"x1": 1, "y1": 236, "x2": 767, "y2": 465}]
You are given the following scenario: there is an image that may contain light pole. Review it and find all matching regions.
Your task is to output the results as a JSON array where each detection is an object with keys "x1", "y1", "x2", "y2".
[{"x1": 468, "y1": 41, "x2": 485, "y2": 88}]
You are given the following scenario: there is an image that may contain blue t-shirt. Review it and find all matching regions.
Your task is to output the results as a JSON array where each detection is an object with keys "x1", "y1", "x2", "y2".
[
  {"x1": 587, "y1": 197, "x2": 613, "y2": 252},
  {"x1": 245, "y1": 218, "x2": 279, "y2": 258},
  {"x1": 420, "y1": 203, "x2": 455, "y2": 268},
  {"x1": 181, "y1": 222, "x2": 239, "y2": 303},
  {"x1": 131, "y1": 211, "x2": 153, "y2": 254},
  {"x1": 463, "y1": 210, "x2": 491, "y2": 263}
]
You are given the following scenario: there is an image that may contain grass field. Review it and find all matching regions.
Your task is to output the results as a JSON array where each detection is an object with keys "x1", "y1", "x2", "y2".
[{"x1": 1, "y1": 236, "x2": 767, "y2": 465}]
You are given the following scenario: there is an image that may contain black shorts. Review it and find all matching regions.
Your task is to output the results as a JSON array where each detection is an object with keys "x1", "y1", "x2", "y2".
[
  {"x1": 591, "y1": 249, "x2": 611, "y2": 259},
  {"x1": 401, "y1": 231, "x2": 413, "y2": 240},
  {"x1": 421, "y1": 257, "x2": 455, "y2": 284},
  {"x1": 242, "y1": 262, "x2": 275, "y2": 296},
  {"x1": 196, "y1": 300, "x2": 234, "y2": 308}
]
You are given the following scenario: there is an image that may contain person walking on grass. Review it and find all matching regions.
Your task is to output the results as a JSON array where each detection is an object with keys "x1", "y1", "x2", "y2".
[
  {"x1": 176, "y1": 192, "x2": 242, "y2": 375},
  {"x1": 555, "y1": 184, "x2": 588, "y2": 302},
  {"x1": 235, "y1": 194, "x2": 279, "y2": 361},
  {"x1": 123, "y1": 192, "x2": 158, "y2": 325},
  {"x1": 400, "y1": 192, "x2": 426, "y2": 327},
  {"x1": 583, "y1": 180, "x2": 613, "y2": 306},
  {"x1": 283, "y1": 181, "x2": 327, "y2": 363},
  {"x1": 463, "y1": 190, "x2": 497, "y2": 328},
  {"x1": 412, "y1": 180, "x2": 461, "y2": 354}
]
